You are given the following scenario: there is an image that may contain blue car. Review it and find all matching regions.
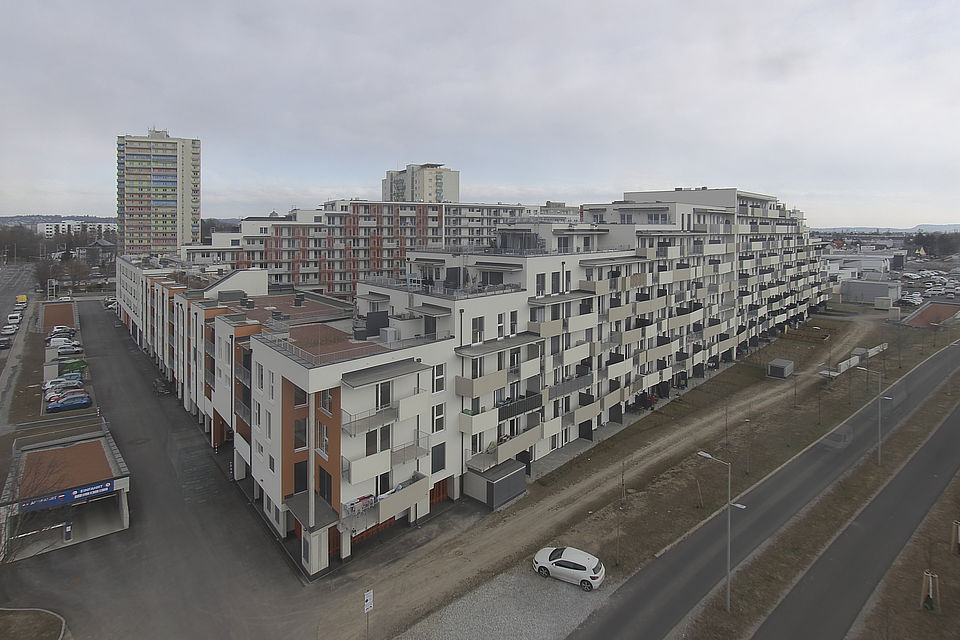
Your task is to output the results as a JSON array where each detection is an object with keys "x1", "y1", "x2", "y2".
[{"x1": 47, "y1": 395, "x2": 93, "y2": 413}]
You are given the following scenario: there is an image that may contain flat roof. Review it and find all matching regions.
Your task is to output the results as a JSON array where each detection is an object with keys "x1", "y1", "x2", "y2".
[
  {"x1": 287, "y1": 324, "x2": 387, "y2": 360},
  {"x1": 407, "y1": 303, "x2": 452, "y2": 317},
  {"x1": 455, "y1": 332, "x2": 542, "y2": 357},
  {"x1": 223, "y1": 293, "x2": 351, "y2": 324},
  {"x1": 284, "y1": 490, "x2": 340, "y2": 533},
  {"x1": 341, "y1": 358, "x2": 431, "y2": 388},
  {"x1": 578, "y1": 255, "x2": 640, "y2": 267},
  {"x1": 474, "y1": 262, "x2": 523, "y2": 272}
]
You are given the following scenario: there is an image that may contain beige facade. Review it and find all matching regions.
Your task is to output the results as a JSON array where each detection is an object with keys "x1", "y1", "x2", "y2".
[{"x1": 382, "y1": 163, "x2": 459, "y2": 202}]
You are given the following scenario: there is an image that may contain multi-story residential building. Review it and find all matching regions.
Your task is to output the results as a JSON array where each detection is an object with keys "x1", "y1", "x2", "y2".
[
  {"x1": 382, "y1": 163, "x2": 459, "y2": 203},
  {"x1": 178, "y1": 200, "x2": 526, "y2": 297},
  {"x1": 37, "y1": 220, "x2": 118, "y2": 239},
  {"x1": 116, "y1": 186, "x2": 829, "y2": 578},
  {"x1": 116, "y1": 129, "x2": 201, "y2": 255}
]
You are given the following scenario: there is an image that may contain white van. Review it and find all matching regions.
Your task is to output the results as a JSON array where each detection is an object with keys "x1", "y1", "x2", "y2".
[{"x1": 7, "y1": 312, "x2": 22, "y2": 325}]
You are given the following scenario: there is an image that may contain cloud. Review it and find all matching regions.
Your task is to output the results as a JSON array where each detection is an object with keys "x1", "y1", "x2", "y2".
[{"x1": 0, "y1": 0, "x2": 958, "y2": 227}]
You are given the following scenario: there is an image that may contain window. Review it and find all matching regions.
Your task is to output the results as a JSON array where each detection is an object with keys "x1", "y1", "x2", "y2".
[
  {"x1": 318, "y1": 422, "x2": 329, "y2": 458},
  {"x1": 432, "y1": 364, "x2": 445, "y2": 392},
  {"x1": 265, "y1": 411, "x2": 272, "y2": 439},
  {"x1": 269, "y1": 455, "x2": 275, "y2": 472},
  {"x1": 320, "y1": 389, "x2": 333, "y2": 414},
  {"x1": 471, "y1": 316, "x2": 484, "y2": 343},
  {"x1": 366, "y1": 425, "x2": 391, "y2": 456},
  {"x1": 471, "y1": 357, "x2": 484, "y2": 379},
  {"x1": 471, "y1": 432, "x2": 483, "y2": 455},
  {"x1": 431, "y1": 442, "x2": 445, "y2": 474},
  {"x1": 293, "y1": 385, "x2": 307, "y2": 407},
  {"x1": 256, "y1": 440, "x2": 263, "y2": 456},
  {"x1": 256, "y1": 363, "x2": 263, "y2": 389},
  {"x1": 294, "y1": 417, "x2": 307, "y2": 449},
  {"x1": 268, "y1": 371, "x2": 275, "y2": 400},
  {"x1": 253, "y1": 400, "x2": 260, "y2": 427},
  {"x1": 274, "y1": 505, "x2": 281, "y2": 523},
  {"x1": 536, "y1": 273, "x2": 545, "y2": 296},
  {"x1": 432, "y1": 403, "x2": 445, "y2": 433},
  {"x1": 375, "y1": 382, "x2": 391, "y2": 410},
  {"x1": 510, "y1": 310, "x2": 518, "y2": 335},
  {"x1": 498, "y1": 313, "x2": 504, "y2": 337}
]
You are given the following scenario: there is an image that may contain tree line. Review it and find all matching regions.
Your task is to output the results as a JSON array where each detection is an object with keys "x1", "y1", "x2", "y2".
[{"x1": 905, "y1": 232, "x2": 960, "y2": 257}]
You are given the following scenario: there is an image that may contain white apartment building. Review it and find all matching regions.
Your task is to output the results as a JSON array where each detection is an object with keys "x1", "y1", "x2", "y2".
[
  {"x1": 382, "y1": 163, "x2": 460, "y2": 203},
  {"x1": 37, "y1": 220, "x2": 118, "y2": 239},
  {"x1": 116, "y1": 186, "x2": 829, "y2": 578}
]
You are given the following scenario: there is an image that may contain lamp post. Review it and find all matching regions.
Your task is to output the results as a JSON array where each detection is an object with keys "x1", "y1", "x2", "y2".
[
  {"x1": 857, "y1": 366, "x2": 892, "y2": 465},
  {"x1": 698, "y1": 450, "x2": 747, "y2": 612}
]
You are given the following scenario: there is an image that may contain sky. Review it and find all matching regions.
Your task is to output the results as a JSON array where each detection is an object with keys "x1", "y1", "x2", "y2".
[{"x1": 1, "y1": 0, "x2": 958, "y2": 228}]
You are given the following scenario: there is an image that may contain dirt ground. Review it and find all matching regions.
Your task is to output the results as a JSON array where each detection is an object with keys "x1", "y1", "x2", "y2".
[
  {"x1": 0, "y1": 608, "x2": 63, "y2": 640},
  {"x1": 313, "y1": 308, "x2": 909, "y2": 640}
]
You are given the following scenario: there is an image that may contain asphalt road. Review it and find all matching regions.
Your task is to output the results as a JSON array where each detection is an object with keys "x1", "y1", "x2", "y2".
[
  {"x1": 0, "y1": 300, "x2": 315, "y2": 639},
  {"x1": 569, "y1": 344, "x2": 960, "y2": 640},
  {"x1": 751, "y1": 387, "x2": 960, "y2": 639}
]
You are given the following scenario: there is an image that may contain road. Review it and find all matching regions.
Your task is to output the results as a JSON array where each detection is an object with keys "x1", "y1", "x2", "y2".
[
  {"x1": 0, "y1": 264, "x2": 36, "y2": 427},
  {"x1": 569, "y1": 344, "x2": 960, "y2": 640},
  {"x1": 751, "y1": 376, "x2": 960, "y2": 639}
]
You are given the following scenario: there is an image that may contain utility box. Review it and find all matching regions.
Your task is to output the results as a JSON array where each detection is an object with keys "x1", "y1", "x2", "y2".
[
  {"x1": 888, "y1": 307, "x2": 901, "y2": 322},
  {"x1": 768, "y1": 358, "x2": 794, "y2": 379},
  {"x1": 874, "y1": 296, "x2": 892, "y2": 310}
]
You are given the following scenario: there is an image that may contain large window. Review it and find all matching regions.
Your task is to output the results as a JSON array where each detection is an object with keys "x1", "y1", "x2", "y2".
[
  {"x1": 366, "y1": 425, "x2": 391, "y2": 456},
  {"x1": 471, "y1": 316, "x2": 484, "y2": 343},
  {"x1": 432, "y1": 364, "x2": 445, "y2": 393},
  {"x1": 432, "y1": 403, "x2": 445, "y2": 433},
  {"x1": 375, "y1": 382, "x2": 391, "y2": 410},
  {"x1": 431, "y1": 443, "x2": 445, "y2": 474},
  {"x1": 293, "y1": 385, "x2": 307, "y2": 407},
  {"x1": 294, "y1": 417, "x2": 307, "y2": 449},
  {"x1": 256, "y1": 363, "x2": 263, "y2": 389},
  {"x1": 320, "y1": 389, "x2": 333, "y2": 414},
  {"x1": 318, "y1": 422, "x2": 329, "y2": 459}
]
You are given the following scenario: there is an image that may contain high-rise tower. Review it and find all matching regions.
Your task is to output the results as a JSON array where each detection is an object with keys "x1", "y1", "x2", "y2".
[{"x1": 116, "y1": 129, "x2": 200, "y2": 254}]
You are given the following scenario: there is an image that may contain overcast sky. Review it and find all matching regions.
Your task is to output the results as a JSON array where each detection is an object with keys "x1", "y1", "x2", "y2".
[{"x1": 1, "y1": 1, "x2": 957, "y2": 228}]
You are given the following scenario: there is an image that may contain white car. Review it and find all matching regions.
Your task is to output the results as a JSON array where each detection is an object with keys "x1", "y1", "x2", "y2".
[
  {"x1": 0, "y1": 325, "x2": 16, "y2": 335},
  {"x1": 533, "y1": 546, "x2": 606, "y2": 592},
  {"x1": 58, "y1": 296, "x2": 73, "y2": 301}
]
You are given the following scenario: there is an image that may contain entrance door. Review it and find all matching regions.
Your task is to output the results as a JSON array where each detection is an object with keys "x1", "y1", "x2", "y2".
[
  {"x1": 516, "y1": 448, "x2": 532, "y2": 475},
  {"x1": 609, "y1": 403, "x2": 622, "y2": 424},
  {"x1": 578, "y1": 420, "x2": 593, "y2": 441}
]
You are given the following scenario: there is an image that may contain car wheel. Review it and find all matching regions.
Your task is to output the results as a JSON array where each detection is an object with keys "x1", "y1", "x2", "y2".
[
  {"x1": 580, "y1": 580, "x2": 593, "y2": 592},
  {"x1": 538, "y1": 566, "x2": 550, "y2": 578}
]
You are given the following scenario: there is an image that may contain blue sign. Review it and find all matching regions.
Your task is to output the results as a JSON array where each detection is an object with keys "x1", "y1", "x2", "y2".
[{"x1": 19, "y1": 480, "x2": 114, "y2": 512}]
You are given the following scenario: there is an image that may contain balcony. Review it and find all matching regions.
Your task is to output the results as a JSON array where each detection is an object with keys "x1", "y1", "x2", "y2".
[
  {"x1": 204, "y1": 368, "x2": 215, "y2": 388},
  {"x1": 391, "y1": 430, "x2": 430, "y2": 466},
  {"x1": 495, "y1": 424, "x2": 542, "y2": 463},
  {"x1": 528, "y1": 318, "x2": 563, "y2": 338},
  {"x1": 342, "y1": 448, "x2": 391, "y2": 485},
  {"x1": 548, "y1": 372, "x2": 594, "y2": 400},
  {"x1": 497, "y1": 392, "x2": 543, "y2": 422},
  {"x1": 342, "y1": 404, "x2": 399, "y2": 438},
  {"x1": 455, "y1": 369, "x2": 507, "y2": 398},
  {"x1": 204, "y1": 339, "x2": 215, "y2": 357},
  {"x1": 459, "y1": 406, "x2": 499, "y2": 435},
  {"x1": 235, "y1": 400, "x2": 251, "y2": 425},
  {"x1": 236, "y1": 363, "x2": 251, "y2": 387},
  {"x1": 377, "y1": 472, "x2": 429, "y2": 522}
]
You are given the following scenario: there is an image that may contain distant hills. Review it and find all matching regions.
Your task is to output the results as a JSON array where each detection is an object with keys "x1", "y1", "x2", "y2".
[{"x1": 815, "y1": 224, "x2": 960, "y2": 233}]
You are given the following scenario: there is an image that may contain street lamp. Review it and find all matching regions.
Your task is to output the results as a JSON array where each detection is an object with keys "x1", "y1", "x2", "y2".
[
  {"x1": 857, "y1": 366, "x2": 891, "y2": 465},
  {"x1": 698, "y1": 450, "x2": 747, "y2": 612}
]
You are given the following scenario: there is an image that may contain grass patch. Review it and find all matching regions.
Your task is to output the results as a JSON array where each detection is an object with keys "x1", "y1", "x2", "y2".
[
  {"x1": 9, "y1": 332, "x2": 48, "y2": 425},
  {"x1": 0, "y1": 609, "x2": 64, "y2": 640}
]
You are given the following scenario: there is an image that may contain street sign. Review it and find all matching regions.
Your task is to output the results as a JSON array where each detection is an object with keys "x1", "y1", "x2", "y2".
[{"x1": 364, "y1": 589, "x2": 374, "y2": 613}]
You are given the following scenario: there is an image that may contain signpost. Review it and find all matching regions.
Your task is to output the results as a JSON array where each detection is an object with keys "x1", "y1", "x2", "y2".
[{"x1": 364, "y1": 588, "x2": 373, "y2": 639}]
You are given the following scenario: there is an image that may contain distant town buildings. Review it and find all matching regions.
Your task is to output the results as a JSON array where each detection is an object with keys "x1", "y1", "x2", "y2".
[
  {"x1": 116, "y1": 129, "x2": 200, "y2": 255},
  {"x1": 382, "y1": 163, "x2": 459, "y2": 203},
  {"x1": 36, "y1": 220, "x2": 117, "y2": 239}
]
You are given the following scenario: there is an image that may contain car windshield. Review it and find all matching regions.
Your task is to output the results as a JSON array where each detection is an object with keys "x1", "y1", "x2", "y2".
[
  {"x1": 548, "y1": 547, "x2": 565, "y2": 561},
  {"x1": 593, "y1": 560, "x2": 603, "y2": 574}
]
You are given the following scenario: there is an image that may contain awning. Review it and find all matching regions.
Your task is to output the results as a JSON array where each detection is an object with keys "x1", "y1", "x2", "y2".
[
  {"x1": 284, "y1": 490, "x2": 339, "y2": 533},
  {"x1": 527, "y1": 290, "x2": 594, "y2": 306},
  {"x1": 474, "y1": 262, "x2": 523, "y2": 272},
  {"x1": 407, "y1": 304, "x2": 452, "y2": 317},
  {"x1": 578, "y1": 255, "x2": 641, "y2": 267},
  {"x1": 455, "y1": 331, "x2": 542, "y2": 357},
  {"x1": 341, "y1": 358, "x2": 432, "y2": 388},
  {"x1": 357, "y1": 292, "x2": 389, "y2": 302},
  {"x1": 412, "y1": 257, "x2": 445, "y2": 265}
]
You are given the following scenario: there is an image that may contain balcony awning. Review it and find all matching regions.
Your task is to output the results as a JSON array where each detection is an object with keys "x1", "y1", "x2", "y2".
[
  {"x1": 341, "y1": 357, "x2": 432, "y2": 388},
  {"x1": 578, "y1": 255, "x2": 640, "y2": 267},
  {"x1": 412, "y1": 257, "x2": 445, "y2": 265},
  {"x1": 455, "y1": 331, "x2": 541, "y2": 357},
  {"x1": 527, "y1": 290, "x2": 594, "y2": 306},
  {"x1": 407, "y1": 304, "x2": 452, "y2": 317},
  {"x1": 357, "y1": 292, "x2": 389, "y2": 302},
  {"x1": 284, "y1": 490, "x2": 339, "y2": 533},
  {"x1": 474, "y1": 262, "x2": 523, "y2": 272}
]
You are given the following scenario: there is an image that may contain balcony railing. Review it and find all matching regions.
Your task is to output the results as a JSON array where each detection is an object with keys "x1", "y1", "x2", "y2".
[
  {"x1": 204, "y1": 339, "x2": 215, "y2": 357},
  {"x1": 497, "y1": 392, "x2": 543, "y2": 421},
  {"x1": 391, "y1": 430, "x2": 430, "y2": 466},
  {"x1": 547, "y1": 372, "x2": 594, "y2": 400},
  {"x1": 254, "y1": 331, "x2": 452, "y2": 369},
  {"x1": 236, "y1": 363, "x2": 251, "y2": 387},
  {"x1": 204, "y1": 368, "x2": 215, "y2": 387},
  {"x1": 342, "y1": 404, "x2": 399, "y2": 438},
  {"x1": 235, "y1": 399, "x2": 251, "y2": 424}
]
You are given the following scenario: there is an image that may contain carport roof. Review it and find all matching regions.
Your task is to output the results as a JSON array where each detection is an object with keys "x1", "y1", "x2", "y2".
[{"x1": 285, "y1": 491, "x2": 340, "y2": 533}]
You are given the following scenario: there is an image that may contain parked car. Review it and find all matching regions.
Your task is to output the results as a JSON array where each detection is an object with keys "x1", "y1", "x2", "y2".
[
  {"x1": 47, "y1": 389, "x2": 90, "y2": 404},
  {"x1": 48, "y1": 337, "x2": 79, "y2": 348},
  {"x1": 57, "y1": 296, "x2": 73, "y2": 301},
  {"x1": 1, "y1": 325, "x2": 17, "y2": 335},
  {"x1": 104, "y1": 302, "x2": 117, "y2": 311},
  {"x1": 102, "y1": 297, "x2": 116, "y2": 308},
  {"x1": 47, "y1": 395, "x2": 93, "y2": 413},
  {"x1": 45, "y1": 381, "x2": 84, "y2": 401},
  {"x1": 47, "y1": 332, "x2": 77, "y2": 342},
  {"x1": 43, "y1": 376, "x2": 78, "y2": 390},
  {"x1": 0, "y1": 337, "x2": 10, "y2": 349},
  {"x1": 57, "y1": 345, "x2": 84, "y2": 356},
  {"x1": 13, "y1": 302, "x2": 27, "y2": 311},
  {"x1": 533, "y1": 547, "x2": 606, "y2": 592},
  {"x1": 50, "y1": 325, "x2": 74, "y2": 334}
]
